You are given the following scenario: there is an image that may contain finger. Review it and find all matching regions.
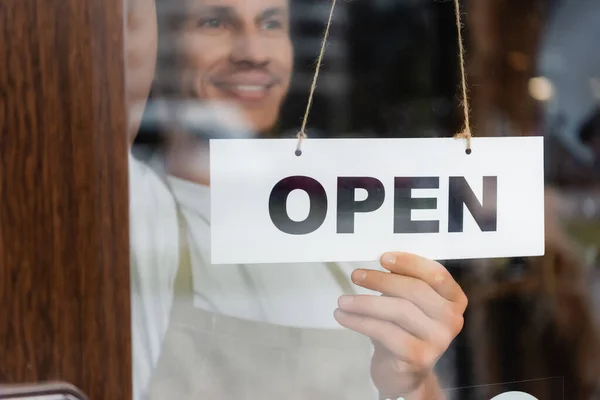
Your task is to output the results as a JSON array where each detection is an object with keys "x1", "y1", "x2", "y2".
[
  {"x1": 380, "y1": 252, "x2": 467, "y2": 309},
  {"x1": 350, "y1": 269, "x2": 458, "y2": 323},
  {"x1": 338, "y1": 295, "x2": 441, "y2": 343},
  {"x1": 334, "y1": 309, "x2": 438, "y2": 371}
]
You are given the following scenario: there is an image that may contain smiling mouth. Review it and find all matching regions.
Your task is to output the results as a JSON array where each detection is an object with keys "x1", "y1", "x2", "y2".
[{"x1": 214, "y1": 83, "x2": 275, "y2": 101}]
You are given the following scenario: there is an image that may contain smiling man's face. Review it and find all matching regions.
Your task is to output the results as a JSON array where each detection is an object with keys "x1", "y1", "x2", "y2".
[{"x1": 172, "y1": 0, "x2": 293, "y2": 133}]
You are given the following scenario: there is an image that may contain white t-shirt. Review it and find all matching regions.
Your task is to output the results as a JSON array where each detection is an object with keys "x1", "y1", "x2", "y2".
[{"x1": 129, "y1": 154, "x2": 381, "y2": 400}]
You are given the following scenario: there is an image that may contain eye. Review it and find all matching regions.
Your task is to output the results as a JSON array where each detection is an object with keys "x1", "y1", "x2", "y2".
[
  {"x1": 198, "y1": 17, "x2": 223, "y2": 29},
  {"x1": 261, "y1": 19, "x2": 283, "y2": 30}
]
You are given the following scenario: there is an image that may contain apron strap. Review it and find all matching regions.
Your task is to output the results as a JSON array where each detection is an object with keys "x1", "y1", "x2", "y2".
[
  {"x1": 326, "y1": 262, "x2": 357, "y2": 295},
  {"x1": 171, "y1": 188, "x2": 194, "y2": 302}
]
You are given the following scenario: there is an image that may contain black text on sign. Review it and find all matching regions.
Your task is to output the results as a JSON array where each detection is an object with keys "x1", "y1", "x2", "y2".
[
  {"x1": 210, "y1": 138, "x2": 544, "y2": 264},
  {"x1": 268, "y1": 176, "x2": 498, "y2": 235}
]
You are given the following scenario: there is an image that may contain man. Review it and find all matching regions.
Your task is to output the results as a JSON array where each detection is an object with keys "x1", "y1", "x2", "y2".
[
  {"x1": 127, "y1": 0, "x2": 467, "y2": 399},
  {"x1": 153, "y1": 0, "x2": 294, "y2": 183}
]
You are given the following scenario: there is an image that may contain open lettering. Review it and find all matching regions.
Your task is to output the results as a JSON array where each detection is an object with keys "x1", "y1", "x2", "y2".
[{"x1": 268, "y1": 176, "x2": 498, "y2": 235}]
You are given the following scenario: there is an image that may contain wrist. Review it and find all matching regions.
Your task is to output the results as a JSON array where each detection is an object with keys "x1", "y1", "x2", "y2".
[{"x1": 379, "y1": 372, "x2": 445, "y2": 400}]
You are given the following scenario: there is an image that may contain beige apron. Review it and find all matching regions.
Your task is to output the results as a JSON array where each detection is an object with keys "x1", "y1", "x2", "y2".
[{"x1": 146, "y1": 208, "x2": 377, "y2": 400}]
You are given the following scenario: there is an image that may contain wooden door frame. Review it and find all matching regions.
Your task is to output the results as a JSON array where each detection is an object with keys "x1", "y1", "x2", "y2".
[{"x1": 0, "y1": 0, "x2": 131, "y2": 398}]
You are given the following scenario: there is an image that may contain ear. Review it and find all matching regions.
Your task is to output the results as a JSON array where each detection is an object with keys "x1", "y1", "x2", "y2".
[{"x1": 125, "y1": 0, "x2": 158, "y2": 147}]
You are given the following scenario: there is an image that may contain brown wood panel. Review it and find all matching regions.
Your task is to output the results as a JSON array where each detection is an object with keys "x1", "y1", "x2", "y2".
[{"x1": 0, "y1": 0, "x2": 130, "y2": 398}]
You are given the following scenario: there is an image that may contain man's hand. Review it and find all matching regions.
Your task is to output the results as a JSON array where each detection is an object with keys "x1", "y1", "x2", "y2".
[{"x1": 334, "y1": 252, "x2": 467, "y2": 399}]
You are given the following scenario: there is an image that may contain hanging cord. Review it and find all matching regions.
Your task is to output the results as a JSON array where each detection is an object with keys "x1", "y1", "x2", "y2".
[
  {"x1": 295, "y1": 0, "x2": 338, "y2": 156},
  {"x1": 452, "y1": 0, "x2": 473, "y2": 154},
  {"x1": 296, "y1": 0, "x2": 472, "y2": 154}
]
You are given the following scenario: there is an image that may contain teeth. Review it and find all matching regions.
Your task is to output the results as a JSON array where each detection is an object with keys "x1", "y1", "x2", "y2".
[{"x1": 233, "y1": 85, "x2": 266, "y2": 92}]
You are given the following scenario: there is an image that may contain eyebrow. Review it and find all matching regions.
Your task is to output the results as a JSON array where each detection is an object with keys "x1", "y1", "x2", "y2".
[
  {"x1": 195, "y1": 5, "x2": 287, "y2": 21},
  {"x1": 256, "y1": 7, "x2": 287, "y2": 21},
  {"x1": 198, "y1": 5, "x2": 236, "y2": 19}
]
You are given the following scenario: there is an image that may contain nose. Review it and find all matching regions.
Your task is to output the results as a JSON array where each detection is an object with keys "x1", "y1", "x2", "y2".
[{"x1": 229, "y1": 34, "x2": 270, "y2": 67}]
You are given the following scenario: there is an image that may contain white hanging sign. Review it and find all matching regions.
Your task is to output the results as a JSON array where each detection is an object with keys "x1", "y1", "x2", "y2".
[{"x1": 210, "y1": 137, "x2": 545, "y2": 264}]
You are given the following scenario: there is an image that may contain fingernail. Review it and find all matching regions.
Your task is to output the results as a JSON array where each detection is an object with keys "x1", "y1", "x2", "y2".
[
  {"x1": 338, "y1": 295, "x2": 354, "y2": 307},
  {"x1": 352, "y1": 270, "x2": 367, "y2": 283},
  {"x1": 381, "y1": 253, "x2": 396, "y2": 266}
]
